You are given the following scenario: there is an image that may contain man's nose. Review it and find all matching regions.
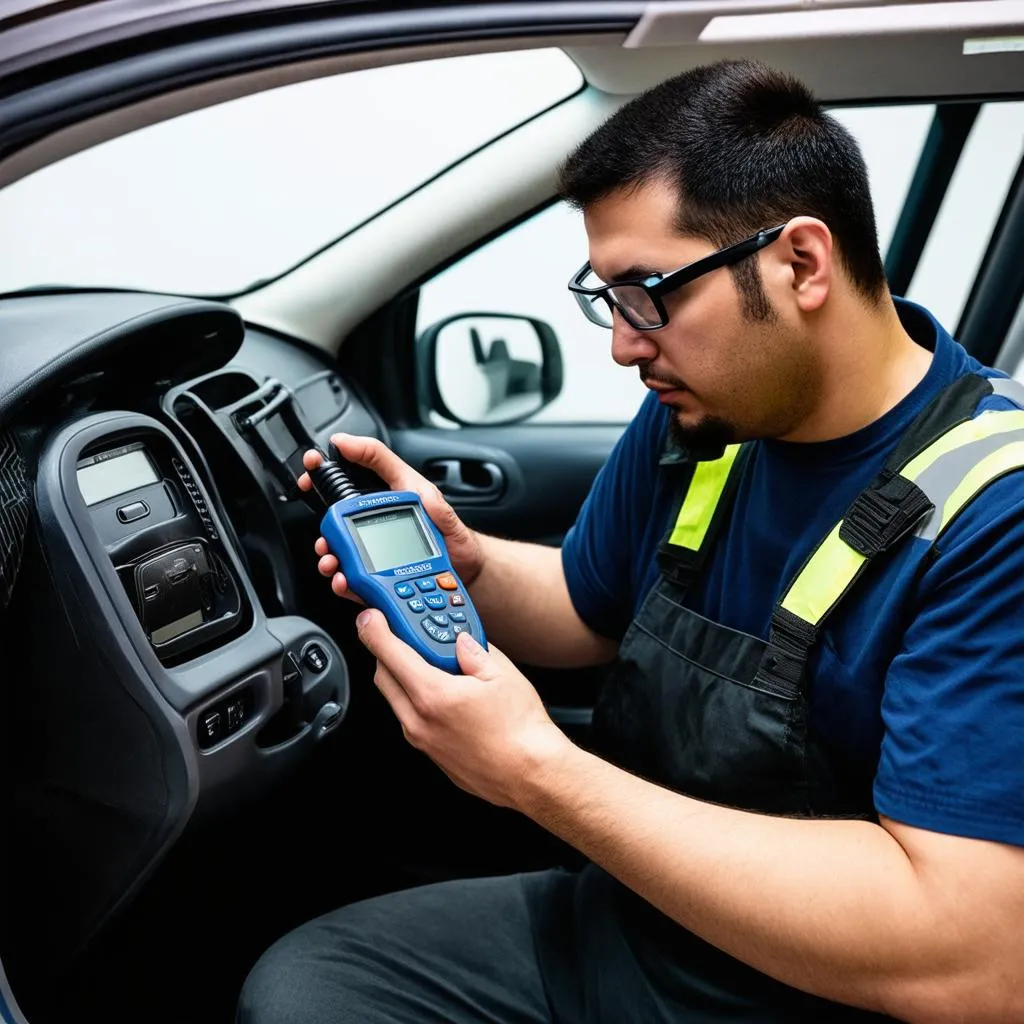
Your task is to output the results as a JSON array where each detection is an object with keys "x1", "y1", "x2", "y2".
[{"x1": 610, "y1": 315, "x2": 659, "y2": 367}]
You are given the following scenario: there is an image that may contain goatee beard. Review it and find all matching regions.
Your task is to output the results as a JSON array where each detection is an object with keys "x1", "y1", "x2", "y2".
[{"x1": 668, "y1": 413, "x2": 736, "y2": 462}]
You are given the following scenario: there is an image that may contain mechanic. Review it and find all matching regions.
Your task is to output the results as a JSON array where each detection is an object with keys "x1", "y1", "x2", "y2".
[{"x1": 239, "y1": 60, "x2": 1024, "y2": 1022}]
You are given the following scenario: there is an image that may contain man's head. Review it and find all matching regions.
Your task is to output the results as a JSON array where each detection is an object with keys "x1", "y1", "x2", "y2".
[{"x1": 559, "y1": 60, "x2": 889, "y2": 455}]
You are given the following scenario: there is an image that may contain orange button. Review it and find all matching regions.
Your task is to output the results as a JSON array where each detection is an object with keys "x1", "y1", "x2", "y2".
[{"x1": 436, "y1": 573, "x2": 458, "y2": 591}]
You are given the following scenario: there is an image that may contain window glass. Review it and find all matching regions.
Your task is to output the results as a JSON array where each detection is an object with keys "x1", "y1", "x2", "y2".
[
  {"x1": 0, "y1": 48, "x2": 582, "y2": 296},
  {"x1": 907, "y1": 102, "x2": 1024, "y2": 330},
  {"x1": 828, "y1": 105, "x2": 934, "y2": 256},
  {"x1": 417, "y1": 201, "x2": 647, "y2": 425}
]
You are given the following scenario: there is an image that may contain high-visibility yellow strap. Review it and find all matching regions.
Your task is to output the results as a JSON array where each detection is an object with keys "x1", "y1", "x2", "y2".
[
  {"x1": 780, "y1": 522, "x2": 866, "y2": 626},
  {"x1": 667, "y1": 444, "x2": 741, "y2": 551},
  {"x1": 901, "y1": 410, "x2": 1024, "y2": 481},
  {"x1": 779, "y1": 410, "x2": 1024, "y2": 630},
  {"x1": 939, "y1": 440, "x2": 1024, "y2": 533}
]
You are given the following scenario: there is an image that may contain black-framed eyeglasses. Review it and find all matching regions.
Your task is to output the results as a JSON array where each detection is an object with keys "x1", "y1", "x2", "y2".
[{"x1": 567, "y1": 223, "x2": 787, "y2": 331}]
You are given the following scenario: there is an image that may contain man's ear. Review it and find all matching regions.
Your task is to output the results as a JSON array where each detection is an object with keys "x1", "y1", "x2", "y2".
[{"x1": 767, "y1": 217, "x2": 833, "y2": 313}]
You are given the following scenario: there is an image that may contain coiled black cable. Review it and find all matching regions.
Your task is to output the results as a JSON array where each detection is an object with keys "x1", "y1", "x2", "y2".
[{"x1": 307, "y1": 449, "x2": 361, "y2": 505}]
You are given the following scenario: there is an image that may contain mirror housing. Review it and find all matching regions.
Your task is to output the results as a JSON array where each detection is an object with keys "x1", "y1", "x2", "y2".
[{"x1": 417, "y1": 312, "x2": 563, "y2": 426}]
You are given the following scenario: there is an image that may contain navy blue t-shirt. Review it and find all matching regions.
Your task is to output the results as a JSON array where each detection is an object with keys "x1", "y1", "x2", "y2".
[{"x1": 563, "y1": 299, "x2": 1024, "y2": 847}]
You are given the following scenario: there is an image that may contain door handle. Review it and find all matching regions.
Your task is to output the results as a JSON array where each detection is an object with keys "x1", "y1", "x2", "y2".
[{"x1": 426, "y1": 459, "x2": 505, "y2": 499}]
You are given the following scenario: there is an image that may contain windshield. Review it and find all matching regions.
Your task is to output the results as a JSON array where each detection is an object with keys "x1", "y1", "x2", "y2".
[{"x1": 0, "y1": 49, "x2": 582, "y2": 297}]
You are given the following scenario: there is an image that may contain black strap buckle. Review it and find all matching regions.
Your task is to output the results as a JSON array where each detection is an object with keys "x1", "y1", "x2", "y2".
[
  {"x1": 753, "y1": 606, "x2": 818, "y2": 697},
  {"x1": 656, "y1": 543, "x2": 701, "y2": 587},
  {"x1": 838, "y1": 471, "x2": 933, "y2": 558}
]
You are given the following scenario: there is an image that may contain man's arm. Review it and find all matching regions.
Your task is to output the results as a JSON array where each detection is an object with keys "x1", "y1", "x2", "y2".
[
  {"x1": 355, "y1": 614, "x2": 1024, "y2": 1023},
  {"x1": 519, "y1": 742, "x2": 1024, "y2": 1022},
  {"x1": 469, "y1": 533, "x2": 617, "y2": 667}
]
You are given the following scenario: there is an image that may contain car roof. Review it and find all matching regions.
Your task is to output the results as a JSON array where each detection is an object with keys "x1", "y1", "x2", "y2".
[{"x1": 4, "y1": 0, "x2": 1023, "y2": 186}]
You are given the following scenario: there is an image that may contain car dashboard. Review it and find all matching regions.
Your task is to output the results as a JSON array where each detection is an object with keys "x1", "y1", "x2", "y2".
[{"x1": 0, "y1": 290, "x2": 387, "y2": 976}]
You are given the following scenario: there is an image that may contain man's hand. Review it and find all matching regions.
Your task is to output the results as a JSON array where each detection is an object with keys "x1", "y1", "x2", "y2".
[
  {"x1": 354, "y1": 607, "x2": 572, "y2": 809},
  {"x1": 297, "y1": 434, "x2": 484, "y2": 603}
]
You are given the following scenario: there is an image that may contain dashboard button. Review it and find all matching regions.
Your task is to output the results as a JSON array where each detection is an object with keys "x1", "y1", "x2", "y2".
[
  {"x1": 303, "y1": 644, "x2": 328, "y2": 674},
  {"x1": 449, "y1": 593, "x2": 465, "y2": 607},
  {"x1": 423, "y1": 594, "x2": 447, "y2": 610},
  {"x1": 394, "y1": 583, "x2": 415, "y2": 599},
  {"x1": 282, "y1": 651, "x2": 302, "y2": 686},
  {"x1": 414, "y1": 578, "x2": 437, "y2": 593},
  {"x1": 408, "y1": 598, "x2": 426, "y2": 614},
  {"x1": 226, "y1": 700, "x2": 245, "y2": 732},
  {"x1": 429, "y1": 613, "x2": 450, "y2": 626},
  {"x1": 116, "y1": 500, "x2": 150, "y2": 523},
  {"x1": 449, "y1": 611, "x2": 467, "y2": 623},
  {"x1": 200, "y1": 711, "x2": 222, "y2": 747},
  {"x1": 435, "y1": 573, "x2": 458, "y2": 591},
  {"x1": 452, "y1": 623, "x2": 472, "y2": 637}
]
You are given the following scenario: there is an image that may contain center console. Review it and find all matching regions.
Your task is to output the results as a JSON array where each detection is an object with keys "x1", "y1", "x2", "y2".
[
  {"x1": 26, "y1": 408, "x2": 352, "y2": 960},
  {"x1": 77, "y1": 435, "x2": 245, "y2": 662}
]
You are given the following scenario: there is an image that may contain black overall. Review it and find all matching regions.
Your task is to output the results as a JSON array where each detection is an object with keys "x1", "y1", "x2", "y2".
[
  {"x1": 534, "y1": 475, "x2": 882, "y2": 1019},
  {"x1": 532, "y1": 377, "x2": 997, "y2": 1022}
]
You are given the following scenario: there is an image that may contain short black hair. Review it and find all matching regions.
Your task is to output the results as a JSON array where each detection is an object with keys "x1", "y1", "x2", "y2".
[{"x1": 559, "y1": 60, "x2": 887, "y2": 306}]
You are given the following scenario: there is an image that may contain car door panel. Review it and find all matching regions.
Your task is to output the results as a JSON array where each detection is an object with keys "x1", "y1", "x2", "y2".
[{"x1": 390, "y1": 423, "x2": 620, "y2": 544}]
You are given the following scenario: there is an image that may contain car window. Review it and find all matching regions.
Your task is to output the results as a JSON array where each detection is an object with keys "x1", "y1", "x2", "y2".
[
  {"x1": 417, "y1": 201, "x2": 646, "y2": 425},
  {"x1": 827, "y1": 105, "x2": 934, "y2": 255},
  {"x1": 0, "y1": 48, "x2": 582, "y2": 297},
  {"x1": 906, "y1": 101, "x2": 1024, "y2": 329},
  {"x1": 416, "y1": 99, "x2": 1023, "y2": 428}
]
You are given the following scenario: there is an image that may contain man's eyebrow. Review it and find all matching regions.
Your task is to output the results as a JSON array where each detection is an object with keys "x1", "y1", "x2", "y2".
[{"x1": 604, "y1": 264, "x2": 662, "y2": 283}]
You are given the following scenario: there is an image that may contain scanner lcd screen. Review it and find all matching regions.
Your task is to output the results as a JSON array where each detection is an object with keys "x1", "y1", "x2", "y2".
[{"x1": 353, "y1": 507, "x2": 434, "y2": 572}]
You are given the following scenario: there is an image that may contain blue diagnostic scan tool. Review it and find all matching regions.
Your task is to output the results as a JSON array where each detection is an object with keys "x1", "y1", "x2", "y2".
[{"x1": 308, "y1": 450, "x2": 486, "y2": 672}]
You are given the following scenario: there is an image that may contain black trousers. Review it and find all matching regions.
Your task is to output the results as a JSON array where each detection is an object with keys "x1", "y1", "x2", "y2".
[
  {"x1": 237, "y1": 872, "x2": 556, "y2": 1024},
  {"x1": 237, "y1": 867, "x2": 882, "y2": 1023}
]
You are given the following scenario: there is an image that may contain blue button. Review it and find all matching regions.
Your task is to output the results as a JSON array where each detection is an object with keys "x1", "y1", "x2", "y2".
[
  {"x1": 421, "y1": 617, "x2": 455, "y2": 644},
  {"x1": 394, "y1": 583, "x2": 415, "y2": 599},
  {"x1": 452, "y1": 623, "x2": 472, "y2": 637},
  {"x1": 415, "y1": 578, "x2": 437, "y2": 592},
  {"x1": 449, "y1": 611, "x2": 467, "y2": 623},
  {"x1": 429, "y1": 613, "x2": 449, "y2": 626},
  {"x1": 408, "y1": 598, "x2": 426, "y2": 613},
  {"x1": 423, "y1": 594, "x2": 447, "y2": 610}
]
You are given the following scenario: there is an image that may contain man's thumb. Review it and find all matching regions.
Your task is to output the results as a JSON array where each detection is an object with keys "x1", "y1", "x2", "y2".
[{"x1": 455, "y1": 630, "x2": 491, "y2": 676}]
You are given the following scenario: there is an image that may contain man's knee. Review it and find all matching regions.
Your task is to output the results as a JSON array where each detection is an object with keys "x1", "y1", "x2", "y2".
[
  {"x1": 237, "y1": 933, "x2": 296, "y2": 1024},
  {"x1": 237, "y1": 875, "x2": 554, "y2": 1024},
  {"x1": 238, "y1": 921, "x2": 327, "y2": 1024},
  {"x1": 238, "y1": 903, "x2": 382, "y2": 1024}
]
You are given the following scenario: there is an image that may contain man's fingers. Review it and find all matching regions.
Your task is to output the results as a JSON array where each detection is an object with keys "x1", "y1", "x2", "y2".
[
  {"x1": 372, "y1": 662, "x2": 418, "y2": 731},
  {"x1": 454, "y1": 630, "x2": 492, "y2": 677},
  {"x1": 313, "y1": 436, "x2": 458, "y2": 543},
  {"x1": 330, "y1": 573, "x2": 365, "y2": 604},
  {"x1": 314, "y1": 537, "x2": 329, "y2": 557},
  {"x1": 330, "y1": 433, "x2": 402, "y2": 481},
  {"x1": 297, "y1": 449, "x2": 324, "y2": 492},
  {"x1": 329, "y1": 433, "x2": 438, "y2": 497},
  {"x1": 356, "y1": 609, "x2": 442, "y2": 712},
  {"x1": 317, "y1": 553, "x2": 339, "y2": 577}
]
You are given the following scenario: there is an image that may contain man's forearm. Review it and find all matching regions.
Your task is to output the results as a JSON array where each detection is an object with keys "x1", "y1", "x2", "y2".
[
  {"x1": 468, "y1": 533, "x2": 616, "y2": 668},
  {"x1": 516, "y1": 742, "x2": 1020, "y2": 1022}
]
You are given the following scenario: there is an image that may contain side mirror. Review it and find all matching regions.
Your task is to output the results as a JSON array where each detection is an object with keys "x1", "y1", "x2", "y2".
[{"x1": 417, "y1": 312, "x2": 563, "y2": 426}]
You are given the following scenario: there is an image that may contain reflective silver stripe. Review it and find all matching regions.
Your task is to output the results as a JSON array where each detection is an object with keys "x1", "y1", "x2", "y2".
[
  {"x1": 990, "y1": 376, "x2": 1024, "y2": 405},
  {"x1": 913, "y1": 423, "x2": 1024, "y2": 541}
]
